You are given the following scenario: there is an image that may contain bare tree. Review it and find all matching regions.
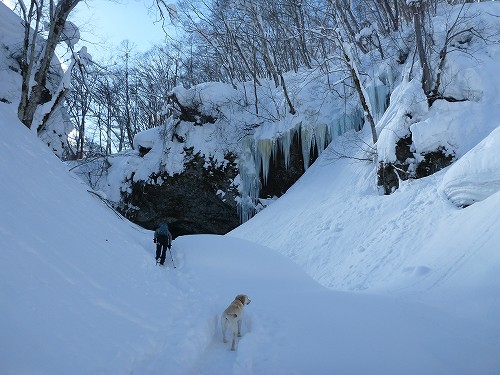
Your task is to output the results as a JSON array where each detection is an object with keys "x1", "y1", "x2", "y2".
[
  {"x1": 65, "y1": 62, "x2": 94, "y2": 159},
  {"x1": 410, "y1": 1, "x2": 482, "y2": 106},
  {"x1": 16, "y1": 0, "x2": 82, "y2": 131}
]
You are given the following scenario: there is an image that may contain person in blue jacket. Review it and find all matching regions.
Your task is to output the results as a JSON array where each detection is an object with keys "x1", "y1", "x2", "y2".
[{"x1": 154, "y1": 222, "x2": 172, "y2": 265}]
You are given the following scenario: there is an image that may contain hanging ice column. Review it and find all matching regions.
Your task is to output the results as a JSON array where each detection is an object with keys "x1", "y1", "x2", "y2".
[
  {"x1": 278, "y1": 130, "x2": 293, "y2": 169},
  {"x1": 300, "y1": 125, "x2": 314, "y2": 170},
  {"x1": 237, "y1": 137, "x2": 262, "y2": 223},
  {"x1": 257, "y1": 138, "x2": 278, "y2": 186},
  {"x1": 367, "y1": 81, "x2": 390, "y2": 123},
  {"x1": 236, "y1": 106, "x2": 369, "y2": 222},
  {"x1": 367, "y1": 65, "x2": 394, "y2": 123}
]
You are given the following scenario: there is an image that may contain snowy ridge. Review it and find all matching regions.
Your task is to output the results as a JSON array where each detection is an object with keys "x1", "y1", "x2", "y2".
[{"x1": 439, "y1": 126, "x2": 500, "y2": 206}]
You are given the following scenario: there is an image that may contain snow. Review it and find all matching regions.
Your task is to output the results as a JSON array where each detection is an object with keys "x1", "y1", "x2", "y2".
[
  {"x1": 76, "y1": 46, "x2": 93, "y2": 67},
  {"x1": 2, "y1": 87, "x2": 500, "y2": 375},
  {"x1": 1, "y1": 102, "x2": 499, "y2": 373},
  {"x1": 59, "y1": 20, "x2": 80, "y2": 49},
  {"x1": 133, "y1": 125, "x2": 161, "y2": 150},
  {"x1": 440, "y1": 125, "x2": 500, "y2": 206},
  {"x1": 2, "y1": 1, "x2": 500, "y2": 374}
]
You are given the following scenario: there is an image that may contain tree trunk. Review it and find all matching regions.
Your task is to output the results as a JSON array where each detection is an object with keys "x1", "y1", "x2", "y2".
[
  {"x1": 280, "y1": 73, "x2": 296, "y2": 115},
  {"x1": 342, "y1": 49, "x2": 378, "y2": 144},
  {"x1": 412, "y1": 3, "x2": 433, "y2": 97},
  {"x1": 18, "y1": 0, "x2": 81, "y2": 130}
]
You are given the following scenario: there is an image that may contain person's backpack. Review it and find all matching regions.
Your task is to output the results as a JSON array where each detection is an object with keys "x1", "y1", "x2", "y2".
[{"x1": 157, "y1": 223, "x2": 169, "y2": 236}]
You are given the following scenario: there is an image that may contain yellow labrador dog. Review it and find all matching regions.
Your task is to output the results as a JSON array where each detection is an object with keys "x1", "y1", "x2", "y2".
[{"x1": 221, "y1": 294, "x2": 251, "y2": 351}]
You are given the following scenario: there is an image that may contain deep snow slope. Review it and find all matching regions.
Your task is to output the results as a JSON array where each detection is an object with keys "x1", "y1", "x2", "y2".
[
  {"x1": 230, "y1": 2, "x2": 500, "y2": 323},
  {"x1": 2, "y1": 100, "x2": 500, "y2": 374},
  {"x1": 0, "y1": 103, "x2": 181, "y2": 374},
  {"x1": 166, "y1": 235, "x2": 500, "y2": 375},
  {"x1": 230, "y1": 127, "x2": 500, "y2": 318}
]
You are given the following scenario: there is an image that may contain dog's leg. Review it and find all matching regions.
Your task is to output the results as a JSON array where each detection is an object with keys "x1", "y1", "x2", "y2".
[
  {"x1": 221, "y1": 316, "x2": 228, "y2": 343},
  {"x1": 231, "y1": 332, "x2": 236, "y2": 351},
  {"x1": 237, "y1": 319, "x2": 242, "y2": 337}
]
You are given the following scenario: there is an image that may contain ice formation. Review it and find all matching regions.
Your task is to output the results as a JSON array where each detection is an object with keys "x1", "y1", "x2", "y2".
[{"x1": 236, "y1": 75, "x2": 389, "y2": 222}]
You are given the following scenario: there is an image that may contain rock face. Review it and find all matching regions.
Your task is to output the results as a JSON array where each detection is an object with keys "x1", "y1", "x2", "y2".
[
  {"x1": 120, "y1": 151, "x2": 240, "y2": 238},
  {"x1": 119, "y1": 138, "x2": 315, "y2": 237},
  {"x1": 377, "y1": 132, "x2": 454, "y2": 195},
  {"x1": 117, "y1": 91, "x2": 321, "y2": 237}
]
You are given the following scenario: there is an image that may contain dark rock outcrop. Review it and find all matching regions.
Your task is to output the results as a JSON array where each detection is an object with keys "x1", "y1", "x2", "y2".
[
  {"x1": 120, "y1": 151, "x2": 240, "y2": 238},
  {"x1": 377, "y1": 132, "x2": 454, "y2": 195},
  {"x1": 118, "y1": 132, "x2": 318, "y2": 236},
  {"x1": 118, "y1": 92, "x2": 321, "y2": 236},
  {"x1": 260, "y1": 131, "x2": 314, "y2": 198}
]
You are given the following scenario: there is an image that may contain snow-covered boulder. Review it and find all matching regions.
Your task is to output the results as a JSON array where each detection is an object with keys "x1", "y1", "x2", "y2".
[
  {"x1": 133, "y1": 126, "x2": 160, "y2": 155},
  {"x1": 440, "y1": 126, "x2": 500, "y2": 207}
]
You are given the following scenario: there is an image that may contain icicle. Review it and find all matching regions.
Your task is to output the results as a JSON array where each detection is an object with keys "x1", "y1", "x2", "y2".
[
  {"x1": 236, "y1": 137, "x2": 261, "y2": 223},
  {"x1": 236, "y1": 106, "x2": 366, "y2": 223},
  {"x1": 278, "y1": 129, "x2": 293, "y2": 169},
  {"x1": 271, "y1": 138, "x2": 279, "y2": 167},
  {"x1": 314, "y1": 124, "x2": 328, "y2": 155},
  {"x1": 367, "y1": 80, "x2": 390, "y2": 123},
  {"x1": 257, "y1": 139, "x2": 273, "y2": 185},
  {"x1": 237, "y1": 170, "x2": 261, "y2": 222},
  {"x1": 300, "y1": 125, "x2": 314, "y2": 170}
]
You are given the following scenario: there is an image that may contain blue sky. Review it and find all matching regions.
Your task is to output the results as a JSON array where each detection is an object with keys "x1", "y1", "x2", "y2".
[
  {"x1": 71, "y1": 0, "x2": 175, "y2": 59},
  {"x1": 1, "y1": 0, "x2": 175, "y2": 59}
]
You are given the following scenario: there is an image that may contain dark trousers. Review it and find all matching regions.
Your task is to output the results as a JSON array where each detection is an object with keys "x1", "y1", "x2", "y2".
[{"x1": 156, "y1": 242, "x2": 169, "y2": 265}]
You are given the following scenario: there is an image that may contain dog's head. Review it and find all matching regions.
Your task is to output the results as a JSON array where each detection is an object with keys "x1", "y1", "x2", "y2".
[{"x1": 235, "y1": 294, "x2": 251, "y2": 305}]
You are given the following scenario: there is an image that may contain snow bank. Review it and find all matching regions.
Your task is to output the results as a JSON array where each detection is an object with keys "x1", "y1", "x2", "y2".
[
  {"x1": 440, "y1": 125, "x2": 500, "y2": 206},
  {"x1": 376, "y1": 76, "x2": 428, "y2": 162},
  {"x1": 132, "y1": 125, "x2": 160, "y2": 150}
]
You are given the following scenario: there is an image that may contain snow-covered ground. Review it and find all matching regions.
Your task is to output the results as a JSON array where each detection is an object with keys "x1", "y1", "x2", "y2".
[{"x1": 2, "y1": 82, "x2": 500, "y2": 375}]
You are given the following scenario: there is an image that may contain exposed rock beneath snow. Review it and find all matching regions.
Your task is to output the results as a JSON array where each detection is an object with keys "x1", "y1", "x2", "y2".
[
  {"x1": 169, "y1": 86, "x2": 219, "y2": 125},
  {"x1": 119, "y1": 133, "x2": 316, "y2": 235},
  {"x1": 119, "y1": 151, "x2": 240, "y2": 237},
  {"x1": 260, "y1": 131, "x2": 311, "y2": 198},
  {"x1": 377, "y1": 132, "x2": 454, "y2": 195}
]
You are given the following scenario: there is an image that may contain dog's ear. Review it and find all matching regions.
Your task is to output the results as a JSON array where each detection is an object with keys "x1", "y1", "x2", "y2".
[{"x1": 236, "y1": 294, "x2": 250, "y2": 305}]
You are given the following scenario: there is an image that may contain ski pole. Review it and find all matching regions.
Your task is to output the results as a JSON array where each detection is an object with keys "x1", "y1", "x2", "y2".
[{"x1": 169, "y1": 247, "x2": 176, "y2": 268}]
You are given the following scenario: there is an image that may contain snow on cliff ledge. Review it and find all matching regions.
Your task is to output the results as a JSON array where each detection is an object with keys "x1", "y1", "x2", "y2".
[{"x1": 377, "y1": 3, "x2": 500, "y2": 166}]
